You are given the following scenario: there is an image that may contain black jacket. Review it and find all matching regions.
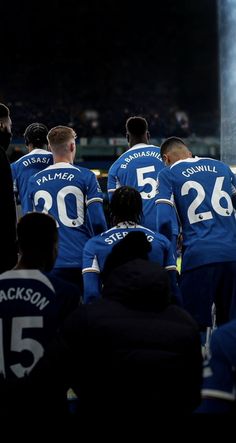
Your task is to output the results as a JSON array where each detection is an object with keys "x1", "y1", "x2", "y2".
[
  {"x1": 0, "y1": 146, "x2": 17, "y2": 272},
  {"x1": 13, "y1": 259, "x2": 202, "y2": 425}
]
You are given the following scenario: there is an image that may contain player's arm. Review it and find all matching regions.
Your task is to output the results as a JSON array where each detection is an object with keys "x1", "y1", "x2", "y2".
[
  {"x1": 196, "y1": 324, "x2": 236, "y2": 414},
  {"x1": 163, "y1": 238, "x2": 183, "y2": 306},
  {"x1": 10, "y1": 162, "x2": 19, "y2": 198},
  {"x1": 86, "y1": 173, "x2": 107, "y2": 234},
  {"x1": 155, "y1": 169, "x2": 175, "y2": 241},
  {"x1": 25, "y1": 178, "x2": 34, "y2": 212},
  {"x1": 87, "y1": 201, "x2": 107, "y2": 234},
  {"x1": 83, "y1": 272, "x2": 101, "y2": 304},
  {"x1": 107, "y1": 164, "x2": 120, "y2": 202},
  {"x1": 82, "y1": 241, "x2": 102, "y2": 303}
]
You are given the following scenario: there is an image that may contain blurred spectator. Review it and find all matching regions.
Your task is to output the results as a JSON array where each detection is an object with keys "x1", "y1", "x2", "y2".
[{"x1": 169, "y1": 105, "x2": 191, "y2": 137}]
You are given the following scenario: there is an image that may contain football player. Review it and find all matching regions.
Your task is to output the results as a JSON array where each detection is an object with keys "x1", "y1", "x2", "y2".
[{"x1": 156, "y1": 136, "x2": 236, "y2": 329}]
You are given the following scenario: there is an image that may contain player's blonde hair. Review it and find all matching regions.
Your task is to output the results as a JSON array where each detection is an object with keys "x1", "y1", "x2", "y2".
[{"x1": 47, "y1": 126, "x2": 76, "y2": 152}]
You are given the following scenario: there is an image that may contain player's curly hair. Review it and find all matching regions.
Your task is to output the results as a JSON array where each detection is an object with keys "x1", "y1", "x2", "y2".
[{"x1": 110, "y1": 186, "x2": 143, "y2": 225}]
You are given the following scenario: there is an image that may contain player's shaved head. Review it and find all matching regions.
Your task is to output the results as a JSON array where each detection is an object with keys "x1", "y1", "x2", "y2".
[
  {"x1": 160, "y1": 137, "x2": 187, "y2": 157},
  {"x1": 160, "y1": 137, "x2": 192, "y2": 166}
]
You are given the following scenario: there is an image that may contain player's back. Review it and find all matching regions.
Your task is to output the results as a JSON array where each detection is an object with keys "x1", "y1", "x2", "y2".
[
  {"x1": 85, "y1": 223, "x2": 175, "y2": 272},
  {"x1": 159, "y1": 156, "x2": 236, "y2": 270},
  {"x1": 11, "y1": 149, "x2": 53, "y2": 214},
  {"x1": 0, "y1": 269, "x2": 78, "y2": 380},
  {"x1": 108, "y1": 144, "x2": 164, "y2": 230},
  {"x1": 28, "y1": 162, "x2": 103, "y2": 268},
  {"x1": 0, "y1": 268, "x2": 78, "y2": 419}
]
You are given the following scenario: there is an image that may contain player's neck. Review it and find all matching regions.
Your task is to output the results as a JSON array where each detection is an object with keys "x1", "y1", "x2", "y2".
[
  {"x1": 53, "y1": 154, "x2": 73, "y2": 164},
  {"x1": 113, "y1": 218, "x2": 136, "y2": 226},
  {"x1": 15, "y1": 257, "x2": 47, "y2": 272},
  {"x1": 129, "y1": 137, "x2": 149, "y2": 148}
]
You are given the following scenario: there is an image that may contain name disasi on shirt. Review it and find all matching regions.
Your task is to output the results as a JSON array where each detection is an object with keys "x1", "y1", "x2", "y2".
[{"x1": 22, "y1": 157, "x2": 52, "y2": 167}]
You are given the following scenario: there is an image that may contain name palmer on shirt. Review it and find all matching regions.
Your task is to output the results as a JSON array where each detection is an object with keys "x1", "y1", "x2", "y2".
[
  {"x1": 182, "y1": 164, "x2": 217, "y2": 178},
  {"x1": 0, "y1": 287, "x2": 50, "y2": 310},
  {"x1": 36, "y1": 172, "x2": 75, "y2": 186}
]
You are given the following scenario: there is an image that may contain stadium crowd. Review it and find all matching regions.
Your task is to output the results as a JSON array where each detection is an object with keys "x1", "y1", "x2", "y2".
[{"x1": 0, "y1": 103, "x2": 236, "y2": 430}]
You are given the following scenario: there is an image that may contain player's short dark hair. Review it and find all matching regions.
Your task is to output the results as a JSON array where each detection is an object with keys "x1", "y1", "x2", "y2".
[
  {"x1": 24, "y1": 122, "x2": 48, "y2": 148},
  {"x1": 110, "y1": 186, "x2": 142, "y2": 224},
  {"x1": 0, "y1": 103, "x2": 10, "y2": 120},
  {"x1": 17, "y1": 212, "x2": 58, "y2": 255},
  {"x1": 160, "y1": 136, "x2": 186, "y2": 159},
  {"x1": 126, "y1": 116, "x2": 148, "y2": 137}
]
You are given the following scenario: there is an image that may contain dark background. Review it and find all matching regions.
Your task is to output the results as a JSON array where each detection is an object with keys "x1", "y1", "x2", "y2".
[{"x1": 0, "y1": 0, "x2": 219, "y2": 137}]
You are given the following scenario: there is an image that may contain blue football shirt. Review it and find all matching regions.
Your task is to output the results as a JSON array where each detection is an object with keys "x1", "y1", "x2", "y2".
[
  {"x1": 0, "y1": 269, "x2": 78, "y2": 379},
  {"x1": 156, "y1": 157, "x2": 236, "y2": 271},
  {"x1": 27, "y1": 162, "x2": 107, "y2": 268},
  {"x1": 11, "y1": 149, "x2": 53, "y2": 215},
  {"x1": 82, "y1": 222, "x2": 176, "y2": 303},
  {"x1": 201, "y1": 321, "x2": 236, "y2": 404},
  {"x1": 107, "y1": 143, "x2": 164, "y2": 231}
]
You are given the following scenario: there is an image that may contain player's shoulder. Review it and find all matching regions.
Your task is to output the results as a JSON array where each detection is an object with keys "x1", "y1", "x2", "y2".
[
  {"x1": 213, "y1": 320, "x2": 236, "y2": 347},
  {"x1": 44, "y1": 273, "x2": 80, "y2": 299},
  {"x1": 72, "y1": 163, "x2": 88, "y2": 173},
  {"x1": 27, "y1": 166, "x2": 47, "y2": 183},
  {"x1": 0, "y1": 269, "x2": 56, "y2": 292},
  {"x1": 152, "y1": 230, "x2": 171, "y2": 245},
  {"x1": 145, "y1": 144, "x2": 161, "y2": 151},
  {"x1": 84, "y1": 232, "x2": 104, "y2": 250},
  {"x1": 73, "y1": 163, "x2": 97, "y2": 179},
  {"x1": 133, "y1": 225, "x2": 170, "y2": 245},
  {"x1": 29, "y1": 149, "x2": 53, "y2": 158},
  {"x1": 133, "y1": 224, "x2": 155, "y2": 235},
  {"x1": 11, "y1": 151, "x2": 30, "y2": 166},
  {"x1": 195, "y1": 156, "x2": 228, "y2": 169},
  {"x1": 108, "y1": 155, "x2": 123, "y2": 172},
  {"x1": 158, "y1": 165, "x2": 171, "y2": 178}
]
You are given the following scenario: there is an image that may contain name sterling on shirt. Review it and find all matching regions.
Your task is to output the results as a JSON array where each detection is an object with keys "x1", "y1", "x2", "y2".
[{"x1": 105, "y1": 231, "x2": 154, "y2": 245}]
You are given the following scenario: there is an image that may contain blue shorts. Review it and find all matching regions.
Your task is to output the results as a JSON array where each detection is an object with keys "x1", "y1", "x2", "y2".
[{"x1": 180, "y1": 261, "x2": 236, "y2": 328}]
